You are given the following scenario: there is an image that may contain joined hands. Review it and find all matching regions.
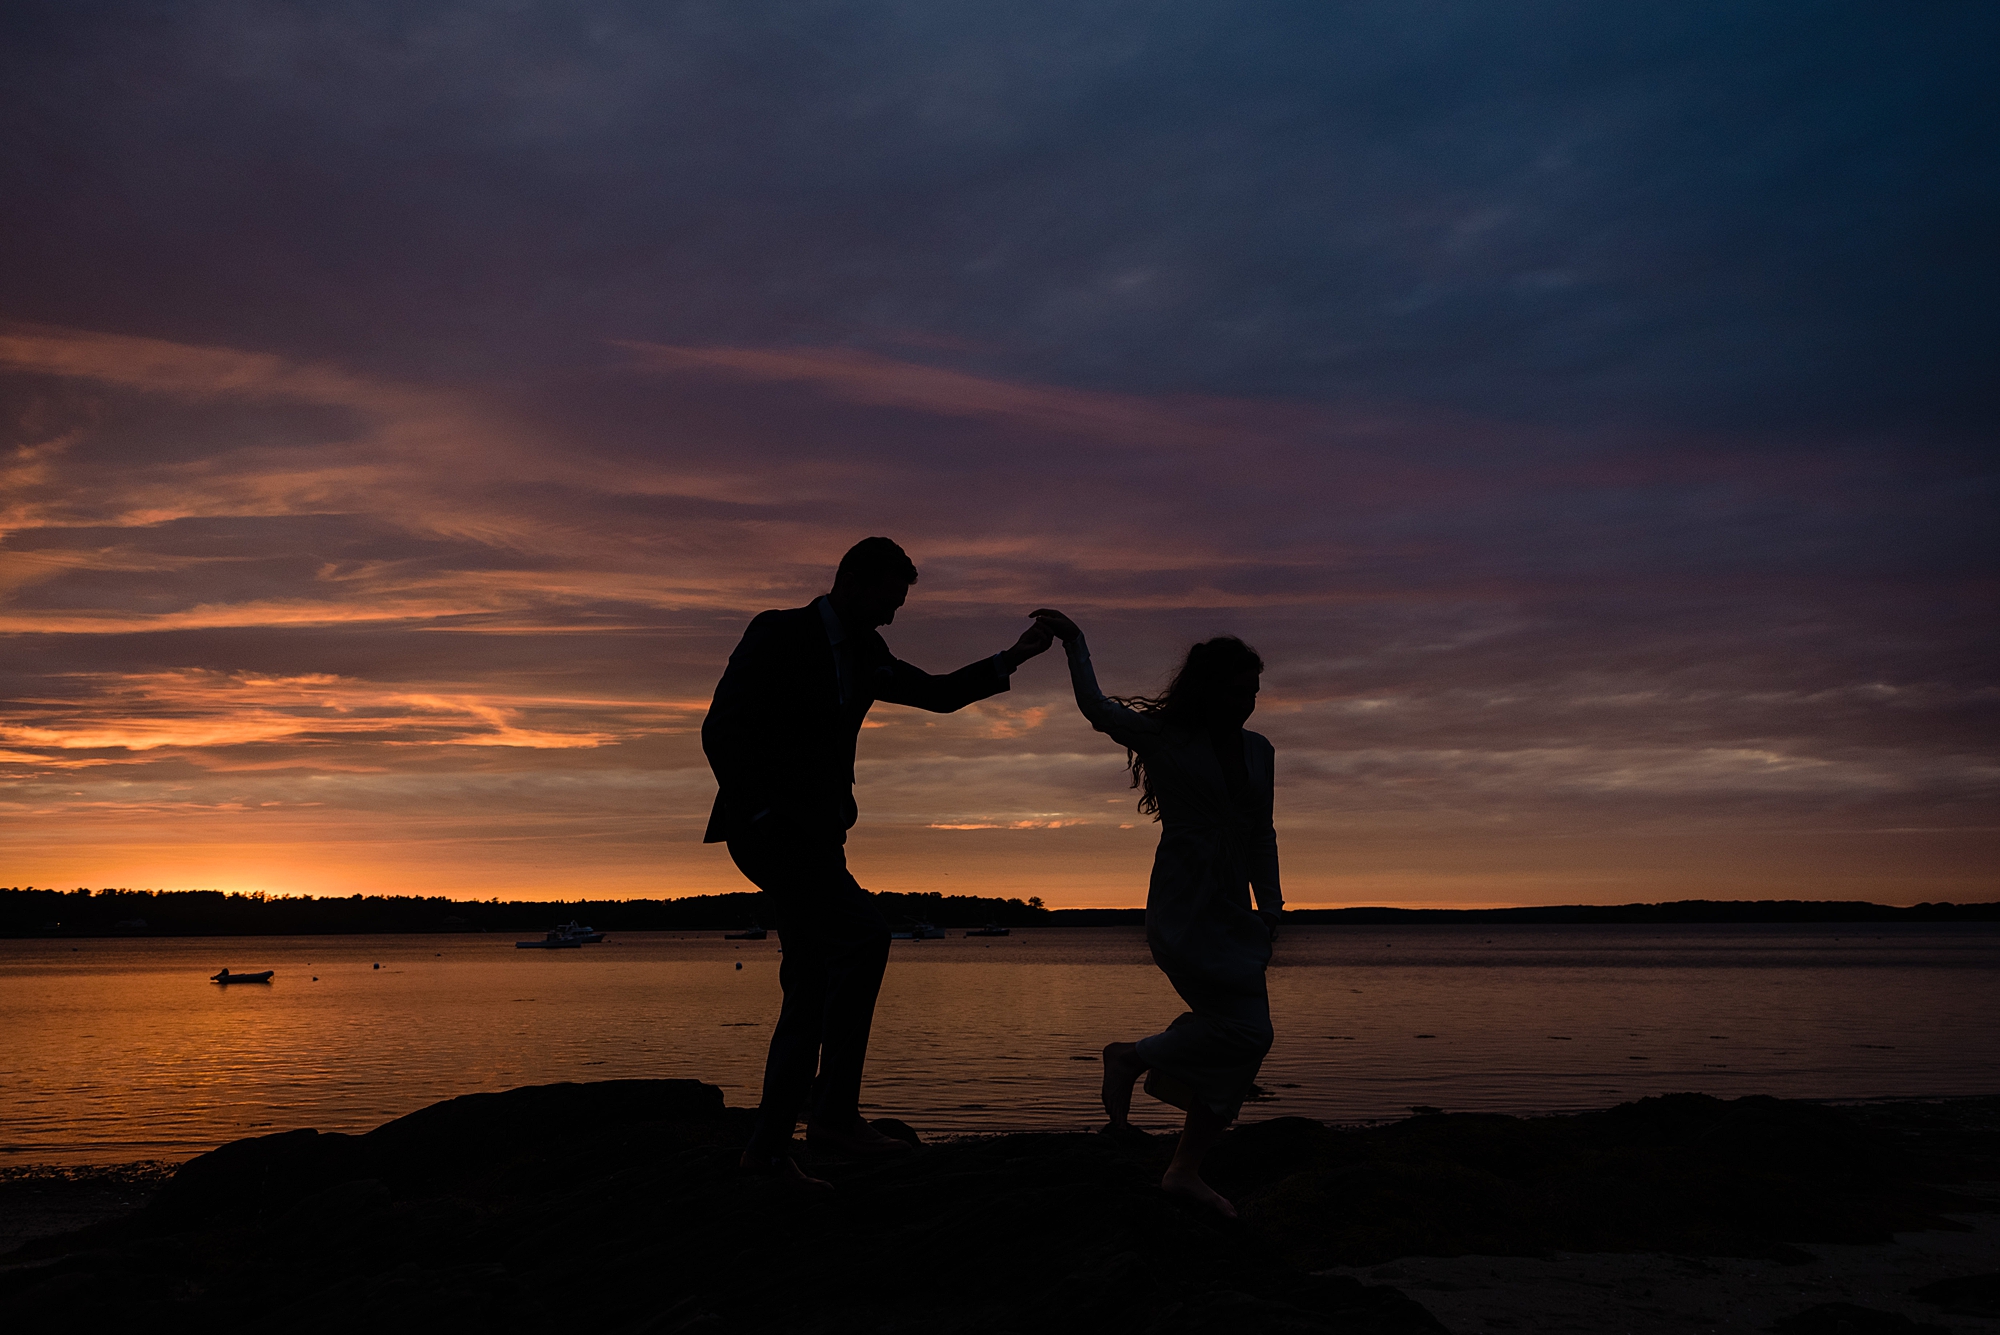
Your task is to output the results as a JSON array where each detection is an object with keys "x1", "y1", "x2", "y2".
[
  {"x1": 1029, "y1": 608, "x2": 1080, "y2": 644},
  {"x1": 1001, "y1": 610, "x2": 1078, "y2": 670}
]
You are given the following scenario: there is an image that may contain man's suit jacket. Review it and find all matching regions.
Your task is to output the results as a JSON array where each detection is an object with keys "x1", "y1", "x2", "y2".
[{"x1": 702, "y1": 601, "x2": 1010, "y2": 844}]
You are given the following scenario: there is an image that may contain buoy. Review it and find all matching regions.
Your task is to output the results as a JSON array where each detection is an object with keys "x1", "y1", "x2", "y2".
[
  {"x1": 312, "y1": 976, "x2": 318, "y2": 981},
  {"x1": 373, "y1": 963, "x2": 380, "y2": 969},
  {"x1": 735, "y1": 961, "x2": 743, "y2": 970}
]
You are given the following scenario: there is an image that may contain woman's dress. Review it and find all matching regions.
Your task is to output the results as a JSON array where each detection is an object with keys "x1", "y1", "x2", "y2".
[{"x1": 1065, "y1": 635, "x2": 1282, "y2": 1119}]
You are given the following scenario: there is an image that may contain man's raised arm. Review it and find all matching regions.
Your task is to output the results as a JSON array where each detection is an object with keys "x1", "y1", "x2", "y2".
[{"x1": 876, "y1": 618, "x2": 1054, "y2": 713}]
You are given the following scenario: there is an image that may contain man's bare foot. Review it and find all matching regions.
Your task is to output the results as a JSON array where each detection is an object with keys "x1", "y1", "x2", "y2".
[
  {"x1": 1101, "y1": 1041, "x2": 1145, "y2": 1128},
  {"x1": 739, "y1": 1150, "x2": 833, "y2": 1193},
  {"x1": 1161, "y1": 1166, "x2": 1237, "y2": 1219},
  {"x1": 805, "y1": 1118, "x2": 914, "y2": 1159}
]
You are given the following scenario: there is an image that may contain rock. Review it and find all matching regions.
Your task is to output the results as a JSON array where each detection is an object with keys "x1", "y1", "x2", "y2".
[
  {"x1": 1910, "y1": 1271, "x2": 2000, "y2": 1317},
  {"x1": 147, "y1": 1126, "x2": 369, "y2": 1226},
  {"x1": 1250, "y1": 1093, "x2": 1991, "y2": 1268},
  {"x1": 2, "y1": 1087, "x2": 1992, "y2": 1334},
  {"x1": 364, "y1": 1077, "x2": 726, "y2": 1184},
  {"x1": 1768, "y1": 1301, "x2": 1951, "y2": 1333}
]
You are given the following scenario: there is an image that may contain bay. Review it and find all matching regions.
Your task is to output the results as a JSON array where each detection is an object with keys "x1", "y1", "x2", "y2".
[{"x1": 2, "y1": 923, "x2": 1995, "y2": 1166}]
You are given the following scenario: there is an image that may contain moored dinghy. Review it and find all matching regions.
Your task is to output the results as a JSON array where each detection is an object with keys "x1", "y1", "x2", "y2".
[{"x1": 211, "y1": 968, "x2": 274, "y2": 983}]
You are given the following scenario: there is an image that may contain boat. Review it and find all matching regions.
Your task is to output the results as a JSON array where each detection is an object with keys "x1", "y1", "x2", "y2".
[
  {"x1": 516, "y1": 930, "x2": 583, "y2": 949},
  {"x1": 723, "y1": 927, "x2": 767, "y2": 940},
  {"x1": 898, "y1": 922, "x2": 948, "y2": 940},
  {"x1": 964, "y1": 924, "x2": 1011, "y2": 937},
  {"x1": 553, "y1": 920, "x2": 606, "y2": 943},
  {"x1": 211, "y1": 969, "x2": 273, "y2": 983}
]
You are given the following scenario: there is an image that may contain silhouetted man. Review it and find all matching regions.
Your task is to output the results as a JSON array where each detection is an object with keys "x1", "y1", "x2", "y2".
[{"x1": 703, "y1": 537, "x2": 1053, "y2": 1185}]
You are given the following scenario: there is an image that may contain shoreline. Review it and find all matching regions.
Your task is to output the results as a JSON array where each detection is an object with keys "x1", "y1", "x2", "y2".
[
  {"x1": 11, "y1": 1087, "x2": 1998, "y2": 1157},
  {"x1": 12, "y1": 1090, "x2": 1998, "y2": 1178},
  {"x1": 4, "y1": 1084, "x2": 1995, "y2": 1332},
  {"x1": 8, "y1": 888, "x2": 1998, "y2": 938}
]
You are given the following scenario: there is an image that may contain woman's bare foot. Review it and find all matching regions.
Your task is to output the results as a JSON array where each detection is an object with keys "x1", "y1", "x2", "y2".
[
  {"x1": 1101, "y1": 1041, "x2": 1145, "y2": 1127},
  {"x1": 739, "y1": 1150, "x2": 834, "y2": 1193},
  {"x1": 1161, "y1": 1166, "x2": 1237, "y2": 1219}
]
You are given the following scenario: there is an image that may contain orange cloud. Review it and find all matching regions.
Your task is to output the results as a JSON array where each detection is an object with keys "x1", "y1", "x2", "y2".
[
  {"x1": 0, "y1": 322, "x2": 392, "y2": 405},
  {"x1": 0, "y1": 670, "x2": 708, "y2": 761}
]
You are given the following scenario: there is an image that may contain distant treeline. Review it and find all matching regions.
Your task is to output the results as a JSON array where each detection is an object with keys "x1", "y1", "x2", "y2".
[
  {"x1": 3, "y1": 887, "x2": 1996, "y2": 937},
  {"x1": 1053, "y1": 900, "x2": 2000, "y2": 926},
  {"x1": 1288, "y1": 899, "x2": 2000, "y2": 925},
  {"x1": 0, "y1": 886, "x2": 1051, "y2": 937}
]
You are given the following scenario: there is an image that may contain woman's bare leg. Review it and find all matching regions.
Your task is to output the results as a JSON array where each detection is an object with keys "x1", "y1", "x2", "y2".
[
  {"x1": 1161, "y1": 1101, "x2": 1236, "y2": 1218},
  {"x1": 1101, "y1": 1041, "x2": 1146, "y2": 1128}
]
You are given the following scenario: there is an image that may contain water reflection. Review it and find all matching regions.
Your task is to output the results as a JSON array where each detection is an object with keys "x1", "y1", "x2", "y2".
[{"x1": 2, "y1": 924, "x2": 1994, "y2": 1165}]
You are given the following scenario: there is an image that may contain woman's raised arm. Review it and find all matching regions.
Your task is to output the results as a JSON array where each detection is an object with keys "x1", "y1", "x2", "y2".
[{"x1": 1031, "y1": 609, "x2": 1159, "y2": 751}]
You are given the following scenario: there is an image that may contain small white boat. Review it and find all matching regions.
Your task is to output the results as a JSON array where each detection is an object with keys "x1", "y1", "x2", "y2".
[{"x1": 553, "y1": 920, "x2": 606, "y2": 943}]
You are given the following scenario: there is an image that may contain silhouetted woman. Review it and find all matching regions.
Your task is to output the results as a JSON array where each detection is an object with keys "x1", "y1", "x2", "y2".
[{"x1": 1032, "y1": 610, "x2": 1281, "y2": 1218}]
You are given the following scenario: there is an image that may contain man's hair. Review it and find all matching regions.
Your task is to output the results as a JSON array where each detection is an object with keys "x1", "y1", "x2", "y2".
[{"x1": 834, "y1": 536, "x2": 919, "y2": 588}]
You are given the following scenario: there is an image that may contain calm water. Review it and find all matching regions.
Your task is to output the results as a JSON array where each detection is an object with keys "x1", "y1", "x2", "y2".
[{"x1": 2, "y1": 924, "x2": 1996, "y2": 1165}]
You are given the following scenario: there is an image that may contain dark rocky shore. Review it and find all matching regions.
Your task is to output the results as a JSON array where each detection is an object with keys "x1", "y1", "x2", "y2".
[{"x1": 3, "y1": 1086, "x2": 1995, "y2": 1333}]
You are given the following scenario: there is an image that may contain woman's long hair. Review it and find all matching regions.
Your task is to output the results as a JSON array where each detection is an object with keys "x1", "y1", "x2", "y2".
[{"x1": 1111, "y1": 635, "x2": 1264, "y2": 817}]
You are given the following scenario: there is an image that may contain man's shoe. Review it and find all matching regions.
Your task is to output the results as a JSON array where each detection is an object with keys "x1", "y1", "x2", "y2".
[{"x1": 806, "y1": 1118, "x2": 916, "y2": 1159}]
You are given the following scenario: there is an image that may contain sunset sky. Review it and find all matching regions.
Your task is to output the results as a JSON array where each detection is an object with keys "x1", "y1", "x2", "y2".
[{"x1": 2, "y1": 3, "x2": 1994, "y2": 907}]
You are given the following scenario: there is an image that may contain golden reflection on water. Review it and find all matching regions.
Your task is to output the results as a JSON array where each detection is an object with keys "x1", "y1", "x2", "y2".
[{"x1": 2, "y1": 925, "x2": 1996, "y2": 1165}]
